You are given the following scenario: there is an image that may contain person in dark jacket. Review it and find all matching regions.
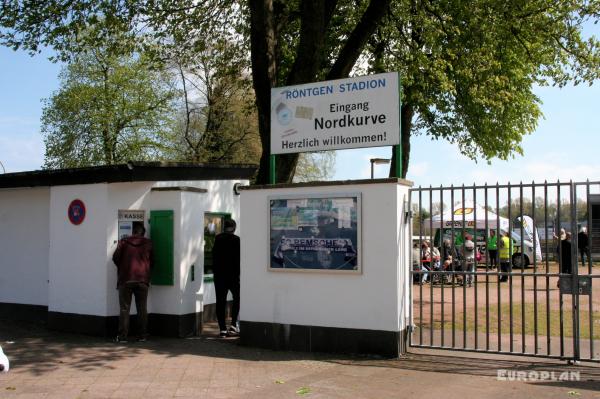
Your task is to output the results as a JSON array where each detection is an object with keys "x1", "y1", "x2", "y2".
[
  {"x1": 441, "y1": 239, "x2": 459, "y2": 267},
  {"x1": 212, "y1": 218, "x2": 241, "y2": 337},
  {"x1": 578, "y1": 227, "x2": 589, "y2": 267},
  {"x1": 112, "y1": 224, "x2": 153, "y2": 342},
  {"x1": 559, "y1": 232, "x2": 573, "y2": 275}
]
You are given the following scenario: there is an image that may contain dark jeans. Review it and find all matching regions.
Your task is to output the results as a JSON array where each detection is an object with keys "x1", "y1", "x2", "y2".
[
  {"x1": 215, "y1": 277, "x2": 240, "y2": 331},
  {"x1": 499, "y1": 260, "x2": 512, "y2": 282},
  {"x1": 579, "y1": 248, "x2": 588, "y2": 266},
  {"x1": 488, "y1": 250, "x2": 498, "y2": 268},
  {"x1": 118, "y1": 282, "x2": 149, "y2": 339}
]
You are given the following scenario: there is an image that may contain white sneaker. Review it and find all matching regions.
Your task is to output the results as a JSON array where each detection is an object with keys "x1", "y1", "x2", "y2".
[{"x1": 227, "y1": 325, "x2": 239, "y2": 336}]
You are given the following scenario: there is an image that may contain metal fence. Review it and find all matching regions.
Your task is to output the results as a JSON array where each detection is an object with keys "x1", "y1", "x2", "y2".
[{"x1": 409, "y1": 180, "x2": 600, "y2": 362}]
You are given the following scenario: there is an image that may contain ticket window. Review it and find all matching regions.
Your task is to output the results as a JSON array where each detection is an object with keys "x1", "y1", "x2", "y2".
[
  {"x1": 203, "y1": 212, "x2": 231, "y2": 280},
  {"x1": 116, "y1": 209, "x2": 174, "y2": 286},
  {"x1": 118, "y1": 210, "x2": 146, "y2": 239}
]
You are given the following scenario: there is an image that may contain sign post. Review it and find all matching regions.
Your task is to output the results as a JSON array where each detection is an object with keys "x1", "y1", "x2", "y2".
[
  {"x1": 270, "y1": 154, "x2": 276, "y2": 184},
  {"x1": 395, "y1": 82, "x2": 402, "y2": 178}
]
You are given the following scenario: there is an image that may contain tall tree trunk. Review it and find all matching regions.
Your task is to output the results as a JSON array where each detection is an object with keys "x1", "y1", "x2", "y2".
[
  {"x1": 251, "y1": 0, "x2": 392, "y2": 184},
  {"x1": 390, "y1": 102, "x2": 413, "y2": 179},
  {"x1": 249, "y1": 0, "x2": 277, "y2": 184},
  {"x1": 275, "y1": 0, "x2": 333, "y2": 183}
]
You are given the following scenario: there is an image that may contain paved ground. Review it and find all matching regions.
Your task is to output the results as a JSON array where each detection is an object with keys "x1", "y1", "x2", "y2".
[{"x1": 1, "y1": 318, "x2": 600, "y2": 398}]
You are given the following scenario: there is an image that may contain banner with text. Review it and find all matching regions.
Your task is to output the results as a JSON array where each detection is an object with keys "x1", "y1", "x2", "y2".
[{"x1": 270, "y1": 72, "x2": 400, "y2": 154}]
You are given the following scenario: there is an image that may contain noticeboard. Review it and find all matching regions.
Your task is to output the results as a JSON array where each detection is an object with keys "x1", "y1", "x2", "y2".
[{"x1": 269, "y1": 194, "x2": 361, "y2": 273}]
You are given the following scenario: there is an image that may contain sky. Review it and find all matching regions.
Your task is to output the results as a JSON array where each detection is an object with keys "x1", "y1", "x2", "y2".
[
  {"x1": 0, "y1": 43, "x2": 599, "y2": 187},
  {"x1": 335, "y1": 80, "x2": 600, "y2": 186}
]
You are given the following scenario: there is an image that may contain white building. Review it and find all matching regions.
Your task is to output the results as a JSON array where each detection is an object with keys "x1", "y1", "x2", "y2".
[
  {"x1": 0, "y1": 162, "x2": 254, "y2": 337},
  {"x1": 238, "y1": 179, "x2": 412, "y2": 357}
]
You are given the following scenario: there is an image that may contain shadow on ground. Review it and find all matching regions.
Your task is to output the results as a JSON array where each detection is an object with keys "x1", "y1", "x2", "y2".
[
  {"x1": 0, "y1": 318, "x2": 350, "y2": 377},
  {"x1": 2, "y1": 317, "x2": 600, "y2": 393}
]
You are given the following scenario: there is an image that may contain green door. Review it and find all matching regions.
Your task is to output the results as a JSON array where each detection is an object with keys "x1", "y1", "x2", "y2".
[{"x1": 150, "y1": 210, "x2": 174, "y2": 285}]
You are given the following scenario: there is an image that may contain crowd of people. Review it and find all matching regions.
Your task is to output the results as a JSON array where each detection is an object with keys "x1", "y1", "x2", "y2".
[
  {"x1": 413, "y1": 226, "x2": 592, "y2": 288},
  {"x1": 412, "y1": 232, "x2": 479, "y2": 287},
  {"x1": 412, "y1": 230, "x2": 521, "y2": 286}
]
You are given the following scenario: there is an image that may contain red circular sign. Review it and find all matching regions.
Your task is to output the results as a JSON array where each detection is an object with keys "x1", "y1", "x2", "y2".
[{"x1": 68, "y1": 199, "x2": 86, "y2": 225}]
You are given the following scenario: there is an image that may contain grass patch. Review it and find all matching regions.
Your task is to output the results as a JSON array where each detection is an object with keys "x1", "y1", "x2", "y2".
[{"x1": 423, "y1": 302, "x2": 600, "y2": 339}]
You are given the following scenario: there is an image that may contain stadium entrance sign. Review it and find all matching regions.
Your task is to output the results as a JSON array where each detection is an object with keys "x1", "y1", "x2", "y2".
[{"x1": 270, "y1": 72, "x2": 400, "y2": 155}]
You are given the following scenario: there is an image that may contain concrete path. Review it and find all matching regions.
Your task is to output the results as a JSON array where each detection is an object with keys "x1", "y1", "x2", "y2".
[{"x1": 1, "y1": 319, "x2": 599, "y2": 398}]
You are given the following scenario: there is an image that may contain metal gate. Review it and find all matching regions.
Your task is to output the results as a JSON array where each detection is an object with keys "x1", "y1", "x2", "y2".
[{"x1": 409, "y1": 180, "x2": 600, "y2": 362}]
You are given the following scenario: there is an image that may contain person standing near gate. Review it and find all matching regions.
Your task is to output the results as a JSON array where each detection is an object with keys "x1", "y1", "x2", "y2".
[
  {"x1": 560, "y1": 232, "x2": 573, "y2": 274},
  {"x1": 487, "y1": 230, "x2": 498, "y2": 269},
  {"x1": 578, "y1": 227, "x2": 589, "y2": 267},
  {"x1": 498, "y1": 231, "x2": 512, "y2": 282},
  {"x1": 212, "y1": 218, "x2": 241, "y2": 337},
  {"x1": 461, "y1": 234, "x2": 476, "y2": 286},
  {"x1": 112, "y1": 224, "x2": 153, "y2": 343}
]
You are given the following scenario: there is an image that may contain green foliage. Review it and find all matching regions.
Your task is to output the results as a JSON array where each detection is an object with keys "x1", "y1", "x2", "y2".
[
  {"x1": 0, "y1": 1, "x2": 237, "y2": 63},
  {"x1": 167, "y1": 74, "x2": 261, "y2": 165},
  {"x1": 369, "y1": 0, "x2": 600, "y2": 167},
  {"x1": 3, "y1": 0, "x2": 600, "y2": 178},
  {"x1": 166, "y1": 36, "x2": 261, "y2": 165},
  {"x1": 41, "y1": 49, "x2": 177, "y2": 168},
  {"x1": 293, "y1": 152, "x2": 336, "y2": 183}
]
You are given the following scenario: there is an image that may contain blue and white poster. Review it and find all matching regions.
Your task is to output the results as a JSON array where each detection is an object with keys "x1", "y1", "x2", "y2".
[{"x1": 269, "y1": 195, "x2": 361, "y2": 272}]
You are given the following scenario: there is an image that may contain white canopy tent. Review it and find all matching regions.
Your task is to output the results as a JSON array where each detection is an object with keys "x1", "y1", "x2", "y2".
[
  {"x1": 424, "y1": 202, "x2": 510, "y2": 232},
  {"x1": 422, "y1": 202, "x2": 543, "y2": 264}
]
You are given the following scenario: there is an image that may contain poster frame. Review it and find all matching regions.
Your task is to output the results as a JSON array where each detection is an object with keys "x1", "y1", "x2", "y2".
[{"x1": 267, "y1": 192, "x2": 362, "y2": 274}]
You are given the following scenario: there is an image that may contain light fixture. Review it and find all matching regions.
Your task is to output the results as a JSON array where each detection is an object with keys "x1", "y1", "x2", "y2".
[{"x1": 370, "y1": 158, "x2": 391, "y2": 179}]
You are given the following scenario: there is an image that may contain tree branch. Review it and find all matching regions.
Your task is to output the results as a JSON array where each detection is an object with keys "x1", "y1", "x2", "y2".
[
  {"x1": 178, "y1": 63, "x2": 195, "y2": 150},
  {"x1": 287, "y1": 0, "x2": 338, "y2": 85},
  {"x1": 327, "y1": 0, "x2": 392, "y2": 79}
]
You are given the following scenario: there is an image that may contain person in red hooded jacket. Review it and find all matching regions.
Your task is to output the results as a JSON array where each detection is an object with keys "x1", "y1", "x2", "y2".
[{"x1": 112, "y1": 224, "x2": 153, "y2": 342}]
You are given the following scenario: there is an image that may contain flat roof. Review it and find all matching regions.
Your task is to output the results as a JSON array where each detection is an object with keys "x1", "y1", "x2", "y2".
[
  {"x1": 240, "y1": 177, "x2": 413, "y2": 190},
  {"x1": 0, "y1": 162, "x2": 257, "y2": 189}
]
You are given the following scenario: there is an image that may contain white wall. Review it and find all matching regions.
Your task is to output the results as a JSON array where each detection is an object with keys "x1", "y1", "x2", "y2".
[
  {"x1": 0, "y1": 187, "x2": 50, "y2": 306},
  {"x1": 49, "y1": 184, "x2": 110, "y2": 315},
  {"x1": 240, "y1": 181, "x2": 411, "y2": 332},
  {"x1": 397, "y1": 185, "x2": 411, "y2": 327},
  {"x1": 180, "y1": 191, "x2": 204, "y2": 313},
  {"x1": 105, "y1": 179, "x2": 245, "y2": 316},
  {"x1": 105, "y1": 182, "x2": 154, "y2": 315},
  {"x1": 170, "y1": 180, "x2": 245, "y2": 307},
  {"x1": 2, "y1": 178, "x2": 246, "y2": 319}
]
